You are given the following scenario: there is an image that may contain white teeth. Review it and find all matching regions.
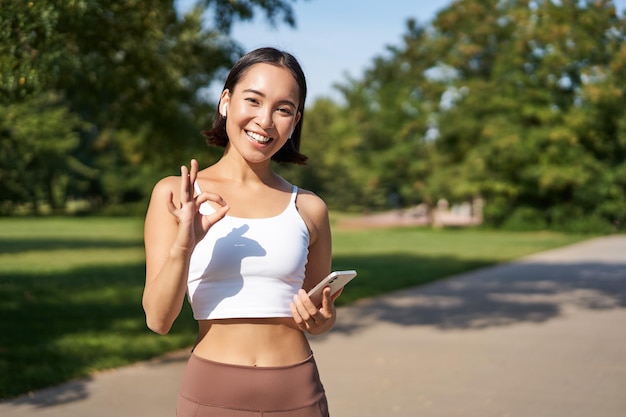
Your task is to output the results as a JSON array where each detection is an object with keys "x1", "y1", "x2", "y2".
[{"x1": 247, "y1": 131, "x2": 271, "y2": 144}]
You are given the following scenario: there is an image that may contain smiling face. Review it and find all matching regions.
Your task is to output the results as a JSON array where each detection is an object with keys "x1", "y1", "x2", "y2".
[{"x1": 220, "y1": 63, "x2": 302, "y2": 165}]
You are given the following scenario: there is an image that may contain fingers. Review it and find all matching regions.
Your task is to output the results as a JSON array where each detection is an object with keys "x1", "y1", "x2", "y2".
[
  {"x1": 166, "y1": 190, "x2": 178, "y2": 216},
  {"x1": 322, "y1": 286, "x2": 339, "y2": 310},
  {"x1": 180, "y1": 159, "x2": 200, "y2": 205},
  {"x1": 189, "y1": 159, "x2": 199, "y2": 185},
  {"x1": 176, "y1": 160, "x2": 231, "y2": 234},
  {"x1": 196, "y1": 192, "x2": 229, "y2": 229},
  {"x1": 330, "y1": 287, "x2": 343, "y2": 302},
  {"x1": 195, "y1": 192, "x2": 229, "y2": 213},
  {"x1": 195, "y1": 190, "x2": 227, "y2": 208},
  {"x1": 291, "y1": 288, "x2": 334, "y2": 332},
  {"x1": 180, "y1": 164, "x2": 191, "y2": 204}
]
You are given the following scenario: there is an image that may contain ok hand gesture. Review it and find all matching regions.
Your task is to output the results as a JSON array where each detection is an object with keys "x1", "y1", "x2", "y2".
[{"x1": 167, "y1": 159, "x2": 229, "y2": 251}]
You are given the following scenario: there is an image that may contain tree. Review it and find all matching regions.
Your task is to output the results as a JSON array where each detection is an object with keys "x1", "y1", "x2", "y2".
[
  {"x1": 429, "y1": 0, "x2": 626, "y2": 230},
  {"x1": 0, "y1": 94, "x2": 92, "y2": 214},
  {"x1": 276, "y1": 97, "x2": 371, "y2": 211},
  {"x1": 324, "y1": 0, "x2": 626, "y2": 231},
  {"x1": 0, "y1": 0, "x2": 303, "y2": 214}
]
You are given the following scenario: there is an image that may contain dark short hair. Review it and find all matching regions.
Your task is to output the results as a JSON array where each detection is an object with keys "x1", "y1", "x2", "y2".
[{"x1": 202, "y1": 47, "x2": 308, "y2": 165}]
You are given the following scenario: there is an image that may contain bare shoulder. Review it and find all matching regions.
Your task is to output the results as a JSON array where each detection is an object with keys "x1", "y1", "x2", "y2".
[
  {"x1": 150, "y1": 176, "x2": 180, "y2": 202},
  {"x1": 295, "y1": 188, "x2": 330, "y2": 240},
  {"x1": 145, "y1": 176, "x2": 180, "y2": 227},
  {"x1": 296, "y1": 188, "x2": 328, "y2": 217}
]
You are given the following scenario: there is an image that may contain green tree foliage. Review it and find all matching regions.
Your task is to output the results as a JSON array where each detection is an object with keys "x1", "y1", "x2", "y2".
[
  {"x1": 0, "y1": 93, "x2": 93, "y2": 214},
  {"x1": 276, "y1": 97, "x2": 369, "y2": 211},
  {"x1": 0, "y1": 0, "x2": 300, "y2": 214},
  {"x1": 320, "y1": 0, "x2": 626, "y2": 231}
]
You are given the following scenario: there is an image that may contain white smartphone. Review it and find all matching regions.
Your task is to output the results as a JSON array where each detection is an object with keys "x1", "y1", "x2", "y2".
[{"x1": 307, "y1": 270, "x2": 358, "y2": 306}]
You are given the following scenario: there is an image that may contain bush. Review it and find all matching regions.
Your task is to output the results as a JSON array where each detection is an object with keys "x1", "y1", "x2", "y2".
[
  {"x1": 501, "y1": 206, "x2": 548, "y2": 231},
  {"x1": 553, "y1": 215, "x2": 615, "y2": 234}
]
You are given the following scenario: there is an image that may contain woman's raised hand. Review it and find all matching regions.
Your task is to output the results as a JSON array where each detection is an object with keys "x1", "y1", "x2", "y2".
[{"x1": 167, "y1": 159, "x2": 229, "y2": 251}]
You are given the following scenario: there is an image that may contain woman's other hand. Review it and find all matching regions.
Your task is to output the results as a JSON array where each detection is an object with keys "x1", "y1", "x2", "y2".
[{"x1": 290, "y1": 287, "x2": 342, "y2": 335}]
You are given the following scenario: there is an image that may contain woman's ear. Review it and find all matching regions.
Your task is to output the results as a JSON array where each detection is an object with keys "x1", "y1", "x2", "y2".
[
  {"x1": 290, "y1": 111, "x2": 301, "y2": 137},
  {"x1": 219, "y1": 90, "x2": 230, "y2": 117}
]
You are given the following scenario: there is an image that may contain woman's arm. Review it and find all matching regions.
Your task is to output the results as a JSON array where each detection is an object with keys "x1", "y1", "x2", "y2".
[
  {"x1": 142, "y1": 160, "x2": 228, "y2": 334},
  {"x1": 290, "y1": 190, "x2": 337, "y2": 335}
]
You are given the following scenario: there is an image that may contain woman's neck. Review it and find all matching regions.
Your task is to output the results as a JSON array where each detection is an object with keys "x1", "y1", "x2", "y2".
[{"x1": 211, "y1": 153, "x2": 278, "y2": 185}]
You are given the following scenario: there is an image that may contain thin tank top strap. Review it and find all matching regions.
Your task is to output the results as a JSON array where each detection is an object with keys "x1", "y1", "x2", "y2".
[
  {"x1": 193, "y1": 180, "x2": 202, "y2": 195},
  {"x1": 290, "y1": 185, "x2": 299, "y2": 204}
]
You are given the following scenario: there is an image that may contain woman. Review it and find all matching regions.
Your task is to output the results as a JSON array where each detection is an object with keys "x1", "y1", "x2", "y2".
[{"x1": 142, "y1": 47, "x2": 339, "y2": 417}]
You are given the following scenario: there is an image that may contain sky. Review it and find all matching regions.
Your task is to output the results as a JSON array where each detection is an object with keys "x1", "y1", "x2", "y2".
[{"x1": 176, "y1": 0, "x2": 626, "y2": 103}]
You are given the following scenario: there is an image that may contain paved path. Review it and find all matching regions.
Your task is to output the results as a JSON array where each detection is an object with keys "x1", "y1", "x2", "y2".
[{"x1": 2, "y1": 235, "x2": 625, "y2": 417}]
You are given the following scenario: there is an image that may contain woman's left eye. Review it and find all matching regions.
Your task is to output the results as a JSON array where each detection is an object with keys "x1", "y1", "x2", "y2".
[{"x1": 277, "y1": 107, "x2": 293, "y2": 116}]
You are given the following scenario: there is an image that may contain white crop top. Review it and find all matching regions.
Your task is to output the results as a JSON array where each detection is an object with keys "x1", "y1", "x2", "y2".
[{"x1": 187, "y1": 182, "x2": 310, "y2": 320}]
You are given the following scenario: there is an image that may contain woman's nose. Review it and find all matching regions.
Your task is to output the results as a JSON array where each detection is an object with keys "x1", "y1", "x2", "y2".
[{"x1": 257, "y1": 107, "x2": 274, "y2": 129}]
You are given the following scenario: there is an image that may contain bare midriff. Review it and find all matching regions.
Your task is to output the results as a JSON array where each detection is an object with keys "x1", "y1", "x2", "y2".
[{"x1": 192, "y1": 318, "x2": 311, "y2": 367}]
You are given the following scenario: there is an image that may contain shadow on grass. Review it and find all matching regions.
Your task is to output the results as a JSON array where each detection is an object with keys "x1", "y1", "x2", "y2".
[
  {"x1": 0, "y1": 263, "x2": 196, "y2": 402},
  {"x1": 0, "y1": 238, "x2": 143, "y2": 254}
]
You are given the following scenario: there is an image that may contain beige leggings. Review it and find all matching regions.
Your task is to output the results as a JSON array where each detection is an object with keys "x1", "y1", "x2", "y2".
[{"x1": 176, "y1": 353, "x2": 329, "y2": 417}]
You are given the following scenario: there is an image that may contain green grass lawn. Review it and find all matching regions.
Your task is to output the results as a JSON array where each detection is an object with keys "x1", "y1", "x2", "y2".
[{"x1": 0, "y1": 216, "x2": 591, "y2": 399}]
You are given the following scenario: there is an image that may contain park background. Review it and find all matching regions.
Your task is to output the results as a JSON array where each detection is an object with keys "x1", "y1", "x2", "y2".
[
  {"x1": 1, "y1": 0, "x2": 626, "y2": 400},
  {"x1": 3, "y1": 0, "x2": 626, "y2": 232}
]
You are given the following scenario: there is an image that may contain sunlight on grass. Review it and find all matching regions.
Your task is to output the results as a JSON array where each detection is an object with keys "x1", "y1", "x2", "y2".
[
  {"x1": 0, "y1": 248, "x2": 145, "y2": 272},
  {"x1": 332, "y1": 228, "x2": 584, "y2": 261}
]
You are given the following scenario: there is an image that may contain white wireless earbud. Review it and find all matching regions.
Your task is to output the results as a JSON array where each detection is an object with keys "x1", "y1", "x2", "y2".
[{"x1": 221, "y1": 103, "x2": 227, "y2": 117}]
